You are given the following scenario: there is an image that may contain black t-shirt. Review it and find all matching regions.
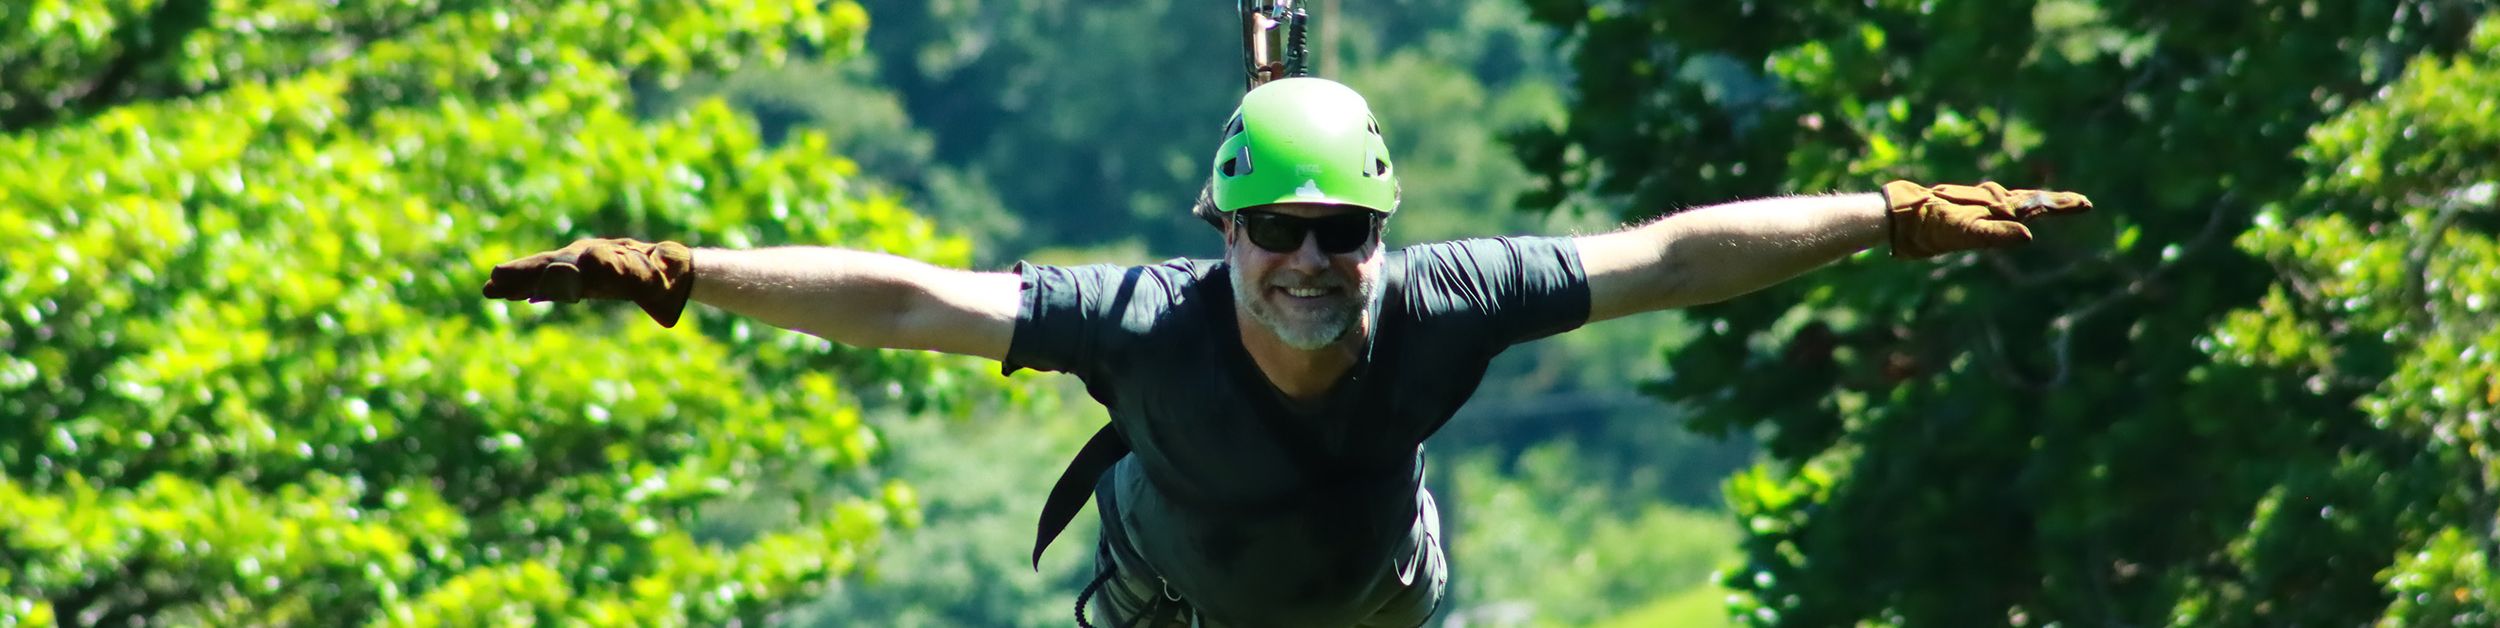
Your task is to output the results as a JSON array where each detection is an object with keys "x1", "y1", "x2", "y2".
[{"x1": 1004, "y1": 236, "x2": 1590, "y2": 625}]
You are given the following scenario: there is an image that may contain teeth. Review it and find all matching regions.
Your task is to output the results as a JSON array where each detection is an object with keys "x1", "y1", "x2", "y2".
[{"x1": 1284, "y1": 287, "x2": 1328, "y2": 298}]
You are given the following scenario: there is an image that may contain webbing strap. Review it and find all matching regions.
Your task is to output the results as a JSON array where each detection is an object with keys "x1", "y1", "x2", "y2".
[{"x1": 1033, "y1": 424, "x2": 1130, "y2": 569}]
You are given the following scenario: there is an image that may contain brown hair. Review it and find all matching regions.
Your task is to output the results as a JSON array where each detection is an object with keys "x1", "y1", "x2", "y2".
[{"x1": 1191, "y1": 179, "x2": 1225, "y2": 232}]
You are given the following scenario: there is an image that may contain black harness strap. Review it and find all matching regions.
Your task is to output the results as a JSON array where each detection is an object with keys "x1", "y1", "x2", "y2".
[{"x1": 1033, "y1": 423, "x2": 1131, "y2": 569}]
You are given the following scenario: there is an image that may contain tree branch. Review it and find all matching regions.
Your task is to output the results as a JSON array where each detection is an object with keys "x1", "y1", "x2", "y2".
[
  {"x1": 1987, "y1": 251, "x2": 2107, "y2": 288},
  {"x1": 2398, "y1": 195, "x2": 2468, "y2": 333},
  {"x1": 1999, "y1": 192, "x2": 2237, "y2": 390}
]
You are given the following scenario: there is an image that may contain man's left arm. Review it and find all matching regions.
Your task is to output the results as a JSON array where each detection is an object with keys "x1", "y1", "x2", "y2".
[{"x1": 1574, "y1": 181, "x2": 2092, "y2": 323}]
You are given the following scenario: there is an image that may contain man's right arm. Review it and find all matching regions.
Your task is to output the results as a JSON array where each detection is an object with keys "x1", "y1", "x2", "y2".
[{"x1": 690, "y1": 247, "x2": 1021, "y2": 361}]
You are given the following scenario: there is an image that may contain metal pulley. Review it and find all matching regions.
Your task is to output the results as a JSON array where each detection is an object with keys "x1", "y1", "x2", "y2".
[{"x1": 1239, "y1": 0, "x2": 1313, "y2": 90}]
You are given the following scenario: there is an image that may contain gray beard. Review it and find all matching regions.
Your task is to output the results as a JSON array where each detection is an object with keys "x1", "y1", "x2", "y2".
[{"x1": 1232, "y1": 262, "x2": 1378, "y2": 351}]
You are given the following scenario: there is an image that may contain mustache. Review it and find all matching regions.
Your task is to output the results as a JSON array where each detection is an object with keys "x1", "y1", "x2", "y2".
[{"x1": 1264, "y1": 271, "x2": 1347, "y2": 290}]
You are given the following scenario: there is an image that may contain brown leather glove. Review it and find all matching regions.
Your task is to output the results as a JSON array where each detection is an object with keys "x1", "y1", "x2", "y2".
[
  {"x1": 483, "y1": 238, "x2": 697, "y2": 327},
  {"x1": 1882, "y1": 180, "x2": 2093, "y2": 259}
]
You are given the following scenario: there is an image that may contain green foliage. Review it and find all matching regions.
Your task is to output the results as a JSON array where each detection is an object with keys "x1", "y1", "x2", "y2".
[
  {"x1": 0, "y1": 0, "x2": 1027, "y2": 623},
  {"x1": 785, "y1": 403, "x2": 1101, "y2": 628},
  {"x1": 1520, "y1": 0, "x2": 2495, "y2": 624},
  {"x1": 852, "y1": 0, "x2": 1242, "y2": 256},
  {"x1": 1442, "y1": 442, "x2": 1739, "y2": 626},
  {"x1": 1593, "y1": 585, "x2": 1735, "y2": 628},
  {"x1": 851, "y1": 0, "x2": 1591, "y2": 257},
  {"x1": 2378, "y1": 528, "x2": 2498, "y2": 626},
  {"x1": 2207, "y1": 14, "x2": 2500, "y2": 625},
  {"x1": 648, "y1": 58, "x2": 1025, "y2": 261},
  {"x1": 1350, "y1": 47, "x2": 1565, "y2": 247}
]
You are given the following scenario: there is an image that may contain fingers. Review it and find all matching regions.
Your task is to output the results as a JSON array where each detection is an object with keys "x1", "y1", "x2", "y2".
[
  {"x1": 481, "y1": 264, "x2": 531, "y2": 300},
  {"x1": 482, "y1": 252, "x2": 557, "y2": 300},
  {"x1": 1929, "y1": 182, "x2": 2092, "y2": 219},
  {"x1": 1963, "y1": 218, "x2": 2035, "y2": 247},
  {"x1": 2010, "y1": 189, "x2": 2093, "y2": 218},
  {"x1": 481, "y1": 249, "x2": 585, "y2": 302},
  {"x1": 531, "y1": 262, "x2": 585, "y2": 303},
  {"x1": 1930, "y1": 182, "x2": 2013, "y2": 207}
]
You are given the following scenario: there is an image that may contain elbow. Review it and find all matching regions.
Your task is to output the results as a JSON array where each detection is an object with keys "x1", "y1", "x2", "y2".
[
  {"x1": 1642, "y1": 241, "x2": 1725, "y2": 309},
  {"x1": 783, "y1": 288, "x2": 920, "y2": 351},
  {"x1": 859, "y1": 295, "x2": 927, "y2": 351}
]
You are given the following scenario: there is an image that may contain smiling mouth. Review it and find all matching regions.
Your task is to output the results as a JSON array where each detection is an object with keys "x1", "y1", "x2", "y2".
[{"x1": 1278, "y1": 286, "x2": 1335, "y2": 298}]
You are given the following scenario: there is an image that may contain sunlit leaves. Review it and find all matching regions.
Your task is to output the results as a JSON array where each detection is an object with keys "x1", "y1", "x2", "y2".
[
  {"x1": 0, "y1": 0, "x2": 1013, "y2": 624},
  {"x1": 2214, "y1": 15, "x2": 2500, "y2": 625},
  {"x1": 1525, "y1": 1, "x2": 2494, "y2": 625},
  {"x1": 2306, "y1": 18, "x2": 2500, "y2": 199},
  {"x1": 2379, "y1": 528, "x2": 2498, "y2": 626},
  {"x1": 1447, "y1": 443, "x2": 1741, "y2": 627}
]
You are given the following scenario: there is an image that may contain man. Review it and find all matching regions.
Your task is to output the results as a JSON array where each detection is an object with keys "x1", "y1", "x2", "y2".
[{"x1": 483, "y1": 77, "x2": 2090, "y2": 626}]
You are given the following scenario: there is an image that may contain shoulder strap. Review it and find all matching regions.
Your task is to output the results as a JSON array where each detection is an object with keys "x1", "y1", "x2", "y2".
[{"x1": 1032, "y1": 424, "x2": 1130, "y2": 570}]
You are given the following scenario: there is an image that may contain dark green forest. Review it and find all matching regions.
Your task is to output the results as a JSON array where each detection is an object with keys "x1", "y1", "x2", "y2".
[{"x1": 3, "y1": 1, "x2": 2494, "y2": 625}]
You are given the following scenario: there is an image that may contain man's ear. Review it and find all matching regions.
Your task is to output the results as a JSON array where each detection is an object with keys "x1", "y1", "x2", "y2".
[{"x1": 1218, "y1": 215, "x2": 1242, "y2": 259}]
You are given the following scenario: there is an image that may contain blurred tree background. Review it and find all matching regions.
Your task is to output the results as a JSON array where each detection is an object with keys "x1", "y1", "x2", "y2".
[
  {"x1": 1515, "y1": 0, "x2": 2499, "y2": 624},
  {"x1": 0, "y1": 0, "x2": 1037, "y2": 624},
  {"x1": 9, "y1": 0, "x2": 2494, "y2": 626}
]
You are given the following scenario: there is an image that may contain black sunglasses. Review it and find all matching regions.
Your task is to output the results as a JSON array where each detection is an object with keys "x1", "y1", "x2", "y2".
[{"x1": 1231, "y1": 211, "x2": 1383, "y2": 255}]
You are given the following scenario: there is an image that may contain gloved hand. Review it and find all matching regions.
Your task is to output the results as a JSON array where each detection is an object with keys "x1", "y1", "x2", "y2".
[
  {"x1": 1882, "y1": 180, "x2": 2093, "y2": 259},
  {"x1": 483, "y1": 238, "x2": 697, "y2": 327}
]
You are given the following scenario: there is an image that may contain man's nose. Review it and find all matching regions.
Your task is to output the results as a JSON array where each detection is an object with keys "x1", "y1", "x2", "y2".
[{"x1": 1286, "y1": 232, "x2": 1330, "y2": 270}]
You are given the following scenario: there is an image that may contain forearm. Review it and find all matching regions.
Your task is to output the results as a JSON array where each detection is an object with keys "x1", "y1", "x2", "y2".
[
  {"x1": 1581, "y1": 193, "x2": 1885, "y2": 320},
  {"x1": 689, "y1": 247, "x2": 1016, "y2": 357},
  {"x1": 1658, "y1": 192, "x2": 1887, "y2": 294}
]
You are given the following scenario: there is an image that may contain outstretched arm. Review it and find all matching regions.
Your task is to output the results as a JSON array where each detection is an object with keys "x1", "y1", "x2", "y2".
[
  {"x1": 1576, "y1": 193, "x2": 1884, "y2": 323},
  {"x1": 691, "y1": 247, "x2": 1020, "y2": 360},
  {"x1": 1573, "y1": 180, "x2": 2094, "y2": 323},
  {"x1": 483, "y1": 240, "x2": 1021, "y2": 361}
]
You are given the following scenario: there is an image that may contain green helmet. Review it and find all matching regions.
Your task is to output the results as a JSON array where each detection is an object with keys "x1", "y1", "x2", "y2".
[{"x1": 1210, "y1": 77, "x2": 1398, "y2": 215}]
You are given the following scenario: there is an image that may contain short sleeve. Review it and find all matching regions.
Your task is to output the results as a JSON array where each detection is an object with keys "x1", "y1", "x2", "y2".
[
  {"x1": 1002, "y1": 259, "x2": 1213, "y2": 378},
  {"x1": 1001, "y1": 261, "x2": 1121, "y2": 377},
  {"x1": 1393, "y1": 236, "x2": 1591, "y2": 348}
]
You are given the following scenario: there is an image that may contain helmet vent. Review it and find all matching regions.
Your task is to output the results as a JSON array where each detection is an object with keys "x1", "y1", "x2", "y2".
[
  {"x1": 1224, "y1": 114, "x2": 1246, "y2": 138},
  {"x1": 1221, "y1": 145, "x2": 1254, "y2": 177}
]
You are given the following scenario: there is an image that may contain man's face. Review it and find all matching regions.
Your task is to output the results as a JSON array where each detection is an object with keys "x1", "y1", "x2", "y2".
[{"x1": 1226, "y1": 203, "x2": 1386, "y2": 351}]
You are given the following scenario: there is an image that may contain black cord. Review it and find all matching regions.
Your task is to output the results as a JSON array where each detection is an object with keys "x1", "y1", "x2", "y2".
[
  {"x1": 1284, "y1": 7, "x2": 1311, "y2": 77},
  {"x1": 1074, "y1": 566, "x2": 1116, "y2": 628}
]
